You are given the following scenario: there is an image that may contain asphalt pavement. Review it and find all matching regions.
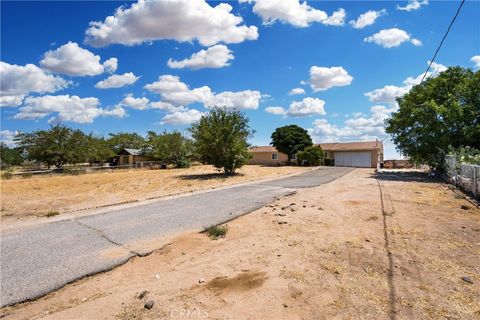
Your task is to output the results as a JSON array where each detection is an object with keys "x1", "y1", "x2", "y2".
[{"x1": 0, "y1": 166, "x2": 353, "y2": 306}]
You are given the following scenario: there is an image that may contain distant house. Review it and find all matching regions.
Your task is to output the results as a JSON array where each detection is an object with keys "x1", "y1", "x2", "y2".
[
  {"x1": 248, "y1": 141, "x2": 383, "y2": 168},
  {"x1": 116, "y1": 148, "x2": 153, "y2": 166}
]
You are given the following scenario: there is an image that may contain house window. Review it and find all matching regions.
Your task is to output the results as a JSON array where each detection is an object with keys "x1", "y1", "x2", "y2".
[
  {"x1": 272, "y1": 153, "x2": 278, "y2": 160},
  {"x1": 291, "y1": 154, "x2": 297, "y2": 160}
]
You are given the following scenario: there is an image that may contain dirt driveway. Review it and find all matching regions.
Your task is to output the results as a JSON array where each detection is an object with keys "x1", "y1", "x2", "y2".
[{"x1": 2, "y1": 169, "x2": 479, "y2": 319}]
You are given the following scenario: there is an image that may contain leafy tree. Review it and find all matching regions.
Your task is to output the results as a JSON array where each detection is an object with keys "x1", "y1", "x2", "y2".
[
  {"x1": 189, "y1": 108, "x2": 254, "y2": 174},
  {"x1": 297, "y1": 145, "x2": 324, "y2": 166},
  {"x1": 106, "y1": 132, "x2": 145, "y2": 154},
  {"x1": 271, "y1": 125, "x2": 313, "y2": 164},
  {"x1": 143, "y1": 130, "x2": 194, "y2": 167},
  {"x1": 0, "y1": 143, "x2": 23, "y2": 168},
  {"x1": 15, "y1": 124, "x2": 90, "y2": 168},
  {"x1": 386, "y1": 67, "x2": 480, "y2": 169}
]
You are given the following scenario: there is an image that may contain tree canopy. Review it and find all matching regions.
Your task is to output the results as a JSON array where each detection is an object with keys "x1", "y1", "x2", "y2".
[
  {"x1": 0, "y1": 143, "x2": 23, "y2": 168},
  {"x1": 271, "y1": 125, "x2": 313, "y2": 163},
  {"x1": 386, "y1": 67, "x2": 480, "y2": 169},
  {"x1": 189, "y1": 108, "x2": 254, "y2": 174},
  {"x1": 106, "y1": 132, "x2": 145, "y2": 154},
  {"x1": 143, "y1": 131, "x2": 194, "y2": 168}
]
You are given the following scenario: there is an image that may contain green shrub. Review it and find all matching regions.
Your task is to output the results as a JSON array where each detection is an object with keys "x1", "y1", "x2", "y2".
[
  {"x1": 1, "y1": 171, "x2": 13, "y2": 180},
  {"x1": 205, "y1": 225, "x2": 228, "y2": 239},
  {"x1": 175, "y1": 158, "x2": 191, "y2": 168},
  {"x1": 297, "y1": 146, "x2": 324, "y2": 166}
]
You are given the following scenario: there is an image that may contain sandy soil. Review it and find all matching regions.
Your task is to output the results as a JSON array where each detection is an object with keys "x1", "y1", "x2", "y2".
[
  {"x1": 1, "y1": 169, "x2": 479, "y2": 319},
  {"x1": 0, "y1": 165, "x2": 308, "y2": 221}
]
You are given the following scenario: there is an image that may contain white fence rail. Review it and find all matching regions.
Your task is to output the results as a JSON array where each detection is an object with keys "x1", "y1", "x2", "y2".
[{"x1": 445, "y1": 155, "x2": 480, "y2": 198}]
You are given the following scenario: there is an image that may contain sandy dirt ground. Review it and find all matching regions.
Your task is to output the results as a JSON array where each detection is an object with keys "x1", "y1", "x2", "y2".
[
  {"x1": 1, "y1": 169, "x2": 479, "y2": 320},
  {"x1": 0, "y1": 165, "x2": 308, "y2": 222}
]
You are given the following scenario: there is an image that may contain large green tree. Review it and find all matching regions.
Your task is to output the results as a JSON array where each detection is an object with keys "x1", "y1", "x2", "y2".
[
  {"x1": 143, "y1": 130, "x2": 194, "y2": 167},
  {"x1": 189, "y1": 108, "x2": 254, "y2": 174},
  {"x1": 271, "y1": 125, "x2": 313, "y2": 164},
  {"x1": 106, "y1": 132, "x2": 145, "y2": 154},
  {"x1": 15, "y1": 124, "x2": 89, "y2": 168},
  {"x1": 386, "y1": 67, "x2": 480, "y2": 169}
]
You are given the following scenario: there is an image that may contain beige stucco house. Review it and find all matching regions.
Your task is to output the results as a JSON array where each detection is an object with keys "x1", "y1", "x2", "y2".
[{"x1": 248, "y1": 141, "x2": 383, "y2": 168}]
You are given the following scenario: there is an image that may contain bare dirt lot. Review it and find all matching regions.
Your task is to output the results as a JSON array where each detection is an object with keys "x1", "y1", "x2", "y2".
[
  {"x1": 2, "y1": 169, "x2": 478, "y2": 320},
  {"x1": 0, "y1": 165, "x2": 308, "y2": 222}
]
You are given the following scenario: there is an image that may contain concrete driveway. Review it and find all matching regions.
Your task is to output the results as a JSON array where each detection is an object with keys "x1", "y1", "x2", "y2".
[{"x1": 0, "y1": 166, "x2": 353, "y2": 307}]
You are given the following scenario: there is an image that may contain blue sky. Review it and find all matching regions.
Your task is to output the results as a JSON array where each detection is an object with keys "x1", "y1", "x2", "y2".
[{"x1": 1, "y1": 0, "x2": 479, "y2": 158}]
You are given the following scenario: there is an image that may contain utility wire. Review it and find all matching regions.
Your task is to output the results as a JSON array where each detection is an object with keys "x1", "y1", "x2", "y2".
[{"x1": 420, "y1": 0, "x2": 466, "y2": 83}]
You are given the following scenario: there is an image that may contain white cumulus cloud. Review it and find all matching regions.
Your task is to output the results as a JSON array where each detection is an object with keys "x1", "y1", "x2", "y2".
[
  {"x1": 118, "y1": 94, "x2": 150, "y2": 110},
  {"x1": 471, "y1": 55, "x2": 480, "y2": 68},
  {"x1": 266, "y1": 97, "x2": 326, "y2": 117},
  {"x1": 95, "y1": 72, "x2": 140, "y2": 89},
  {"x1": 397, "y1": 0, "x2": 428, "y2": 12},
  {"x1": 243, "y1": 0, "x2": 345, "y2": 27},
  {"x1": 309, "y1": 66, "x2": 353, "y2": 91},
  {"x1": 0, "y1": 61, "x2": 69, "y2": 107},
  {"x1": 40, "y1": 42, "x2": 117, "y2": 76},
  {"x1": 145, "y1": 75, "x2": 261, "y2": 110},
  {"x1": 13, "y1": 95, "x2": 123, "y2": 123},
  {"x1": 205, "y1": 90, "x2": 262, "y2": 110},
  {"x1": 364, "y1": 28, "x2": 421, "y2": 48},
  {"x1": 84, "y1": 0, "x2": 258, "y2": 47},
  {"x1": 288, "y1": 87, "x2": 305, "y2": 95},
  {"x1": 0, "y1": 130, "x2": 18, "y2": 147},
  {"x1": 160, "y1": 109, "x2": 204, "y2": 125},
  {"x1": 365, "y1": 61, "x2": 447, "y2": 105},
  {"x1": 349, "y1": 9, "x2": 386, "y2": 29},
  {"x1": 167, "y1": 45, "x2": 234, "y2": 70}
]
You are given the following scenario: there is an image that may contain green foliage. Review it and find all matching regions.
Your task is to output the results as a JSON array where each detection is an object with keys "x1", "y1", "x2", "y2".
[
  {"x1": 205, "y1": 225, "x2": 228, "y2": 239},
  {"x1": 386, "y1": 67, "x2": 480, "y2": 169},
  {"x1": 448, "y1": 145, "x2": 480, "y2": 165},
  {"x1": 143, "y1": 131, "x2": 194, "y2": 168},
  {"x1": 297, "y1": 146, "x2": 324, "y2": 166},
  {"x1": 106, "y1": 132, "x2": 145, "y2": 154},
  {"x1": 15, "y1": 124, "x2": 89, "y2": 168},
  {"x1": 0, "y1": 143, "x2": 23, "y2": 168},
  {"x1": 271, "y1": 125, "x2": 313, "y2": 164},
  {"x1": 85, "y1": 135, "x2": 115, "y2": 164},
  {"x1": 189, "y1": 108, "x2": 254, "y2": 174}
]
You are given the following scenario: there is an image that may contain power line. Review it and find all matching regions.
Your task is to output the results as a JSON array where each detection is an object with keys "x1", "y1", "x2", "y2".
[{"x1": 420, "y1": 0, "x2": 466, "y2": 83}]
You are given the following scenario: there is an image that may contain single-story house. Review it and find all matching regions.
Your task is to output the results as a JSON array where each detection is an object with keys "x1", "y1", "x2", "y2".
[
  {"x1": 116, "y1": 148, "x2": 152, "y2": 166},
  {"x1": 248, "y1": 140, "x2": 383, "y2": 168}
]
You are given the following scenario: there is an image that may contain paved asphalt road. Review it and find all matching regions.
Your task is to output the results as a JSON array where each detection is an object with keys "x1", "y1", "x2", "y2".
[{"x1": 1, "y1": 167, "x2": 353, "y2": 306}]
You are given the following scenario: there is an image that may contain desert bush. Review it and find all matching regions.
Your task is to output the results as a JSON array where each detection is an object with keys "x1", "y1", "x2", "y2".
[
  {"x1": 175, "y1": 158, "x2": 191, "y2": 168},
  {"x1": 205, "y1": 225, "x2": 228, "y2": 239},
  {"x1": 44, "y1": 211, "x2": 60, "y2": 217},
  {"x1": 22, "y1": 172, "x2": 33, "y2": 179},
  {"x1": 1, "y1": 171, "x2": 13, "y2": 180}
]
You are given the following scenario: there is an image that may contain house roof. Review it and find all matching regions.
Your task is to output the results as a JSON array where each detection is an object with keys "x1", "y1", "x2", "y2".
[
  {"x1": 121, "y1": 148, "x2": 142, "y2": 155},
  {"x1": 319, "y1": 141, "x2": 383, "y2": 152},
  {"x1": 249, "y1": 141, "x2": 383, "y2": 153}
]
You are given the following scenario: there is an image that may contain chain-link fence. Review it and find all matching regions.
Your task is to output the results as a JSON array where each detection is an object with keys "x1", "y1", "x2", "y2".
[{"x1": 445, "y1": 155, "x2": 480, "y2": 198}]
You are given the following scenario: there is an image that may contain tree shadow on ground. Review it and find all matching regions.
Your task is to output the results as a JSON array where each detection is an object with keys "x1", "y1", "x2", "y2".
[
  {"x1": 176, "y1": 172, "x2": 245, "y2": 180},
  {"x1": 373, "y1": 170, "x2": 440, "y2": 183}
]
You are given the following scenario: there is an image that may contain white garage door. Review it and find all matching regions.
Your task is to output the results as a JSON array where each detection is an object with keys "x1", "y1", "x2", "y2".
[{"x1": 335, "y1": 151, "x2": 371, "y2": 168}]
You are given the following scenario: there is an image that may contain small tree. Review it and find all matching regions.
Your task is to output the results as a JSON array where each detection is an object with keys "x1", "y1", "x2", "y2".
[
  {"x1": 143, "y1": 131, "x2": 194, "y2": 168},
  {"x1": 189, "y1": 108, "x2": 254, "y2": 174},
  {"x1": 297, "y1": 146, "x2": 324, "y2": 166},
  {"x1": 271, "y1": 125, "x2": 313, "y2": 164}
]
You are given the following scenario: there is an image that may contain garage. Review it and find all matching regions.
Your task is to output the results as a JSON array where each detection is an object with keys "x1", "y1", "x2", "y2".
[{"x1": 335, "y1": 151, "x2": 371, "y2": 168}]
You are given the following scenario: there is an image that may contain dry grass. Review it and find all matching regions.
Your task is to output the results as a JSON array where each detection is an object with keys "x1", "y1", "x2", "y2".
[{"x1": 0, "y1": 165, "x2": 308, "y2": 221}]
